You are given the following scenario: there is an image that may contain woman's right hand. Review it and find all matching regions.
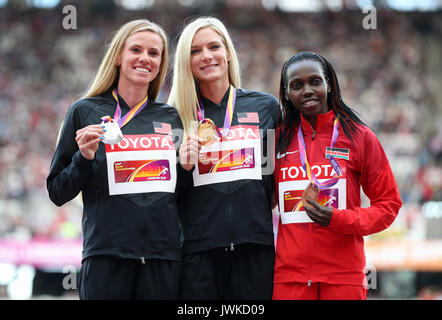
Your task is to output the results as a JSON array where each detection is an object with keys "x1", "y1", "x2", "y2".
[
  {"x1": 75, "y1": 124, "x2": 105, "y2": 160},
  {"x1": 179, "y1": 133, "x2": 200, "y2": 171}
]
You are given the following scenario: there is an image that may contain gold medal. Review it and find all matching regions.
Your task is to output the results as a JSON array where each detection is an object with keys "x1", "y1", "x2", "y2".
[
  {"x1": 198, "y1": 119, "x2": 218, "y2": 146},
  {"x1": 302, "y1": 183, "x2": 319, "y2": 209}
]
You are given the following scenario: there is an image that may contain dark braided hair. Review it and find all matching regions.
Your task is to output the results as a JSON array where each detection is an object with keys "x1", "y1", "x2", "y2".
[{"x1": 276, "y1": 51, "x2": 367, "y2": 156}]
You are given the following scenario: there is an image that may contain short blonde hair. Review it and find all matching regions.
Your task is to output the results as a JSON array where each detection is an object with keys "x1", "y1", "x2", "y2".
[
  {"x1": 167, "y1": 17, "x2": 241, "y2": 138},
  {"x1": 83, "y1": 19, "x2": 169, "y2": 101}
]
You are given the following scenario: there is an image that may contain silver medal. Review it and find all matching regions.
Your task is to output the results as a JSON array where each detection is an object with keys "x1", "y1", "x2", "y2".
[{"x1": 100, "y1": 117, "x2": 123, "y2": 145}]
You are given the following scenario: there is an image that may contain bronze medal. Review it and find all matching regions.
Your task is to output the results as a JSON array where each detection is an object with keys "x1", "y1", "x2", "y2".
[
  {"x1": 198, "y1": 119, "x2": 218, "y2": 146},
  {"x1": 301, "y1": 183, "x2": 319, "y2": 209}
]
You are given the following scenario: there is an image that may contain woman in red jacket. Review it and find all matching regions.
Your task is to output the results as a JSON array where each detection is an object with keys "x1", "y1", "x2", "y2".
[{"x1": 273, "y1": 51, "x2": 402, "y2": 300}]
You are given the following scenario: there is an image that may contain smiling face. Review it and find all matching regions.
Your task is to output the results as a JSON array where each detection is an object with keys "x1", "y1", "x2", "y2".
[
  {"x1": 285, "y1": 60, "x2": 330, "y2": 123},
  {"x1": 116, "y1": 30, "x2": 163, "y2": 91},
  {"x1": 190, "y1": 27, "x2": 230, "y2": 87}
]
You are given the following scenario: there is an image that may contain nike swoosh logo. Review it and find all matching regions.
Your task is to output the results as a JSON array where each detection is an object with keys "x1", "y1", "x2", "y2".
[{"x1": 276, "y1": 150, "x2": 299, "y2": 159}]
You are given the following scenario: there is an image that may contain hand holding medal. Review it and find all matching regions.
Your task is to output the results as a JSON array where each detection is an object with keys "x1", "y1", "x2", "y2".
[
  {"x1": 99, "y1": 88, "x2": 149, "y2": 145},
  {"x1": 297, "y1": 118, "x2": 342, "y2": 224},
  {"x1": 75, "y1": 124, "x2": 106, "y2": 160},
  {"x1": 301, "y1": 183, "x2": 332, "y2": 227},
  {"x1": 304, "y1": 197, "x2": 333, "y2": 227},
  {"x1": 179, "y1": 132, "x2": 200, "y2": 171},
  {"x1": 179, "y1": 85, "x2": 236, "y2": 171}
]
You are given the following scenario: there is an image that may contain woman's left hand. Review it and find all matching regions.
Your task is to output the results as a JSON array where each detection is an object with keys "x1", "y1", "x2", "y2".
[{"x1": 304, "y1": 197, "x2": 333, "y2": 227}]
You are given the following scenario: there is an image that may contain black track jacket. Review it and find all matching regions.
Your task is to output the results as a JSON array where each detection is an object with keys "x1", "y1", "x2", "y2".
[
  {"x1": 177, "y1": 88, "x2": 279, "y2": 254},
  {"x1": 47, "y1": 90, "x2": 183, "y2": 263}
]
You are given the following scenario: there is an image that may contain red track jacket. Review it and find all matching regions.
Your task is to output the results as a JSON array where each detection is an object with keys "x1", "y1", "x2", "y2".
[{"x1": 274, "y1": 110, "x2": 402, "y2": 286}]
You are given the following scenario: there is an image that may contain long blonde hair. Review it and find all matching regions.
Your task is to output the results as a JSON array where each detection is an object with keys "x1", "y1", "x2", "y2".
[
  {"x1": 167, "y1": 17, "x2": 241, "y2": 138},
  {"x1": 83, "y1": 19, "x2": 169, "y2": 101},
  {"x1": 56, "y1": 19, "x2": 168, "y2": 146}
]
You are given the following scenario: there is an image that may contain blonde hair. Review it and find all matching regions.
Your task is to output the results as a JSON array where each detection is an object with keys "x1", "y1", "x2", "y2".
[
  {"x1": 167, "y1": 17, "x2": 241, "y2": 138},
  {"x1": 83, "y1": 19, "x2": 169, "y2": 101},
  {"x1": 56, "y1": 19, "x2": 168, "y2": 146}
]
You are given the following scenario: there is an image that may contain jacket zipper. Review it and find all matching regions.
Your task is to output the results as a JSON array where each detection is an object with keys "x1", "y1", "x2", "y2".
[
  {"x1": 306, "y1": 122, "x2": 316, "y2": 287},
  {"x1": 307, "y1": 223, "x2": 312, "y2": 287},
  {"x1": 228, "y1": 201, "x2": 234, "y2": 252},
  {"x1": 227, "y1": 141, "x2": 234, "y2": 253},
  {"x1": 140, "y1": 195, "x2": 148, "y2": 264}
]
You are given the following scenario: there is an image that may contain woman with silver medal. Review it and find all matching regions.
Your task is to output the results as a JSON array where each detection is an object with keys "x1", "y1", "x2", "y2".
[{"x1": 47, "y1": 20, "x2": 183, "y2": 300}]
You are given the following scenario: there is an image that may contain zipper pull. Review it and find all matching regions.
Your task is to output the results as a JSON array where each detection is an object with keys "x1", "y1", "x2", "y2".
[
  {"x1": 312, "y1": 131, "x2": 316, "y2": 140},
  {"x1": 307, "y1": 280, "x2": 312, "y2": 287},
  {"x1": 230, "y1": 243, "x2": 234, "y2": 252},
  {"x1": 141, "y1": 257, "x2": 146, "y2": 265}
]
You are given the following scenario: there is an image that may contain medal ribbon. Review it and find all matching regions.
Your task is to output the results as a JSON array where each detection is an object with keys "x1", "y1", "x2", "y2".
[
  {"x1": 297, "y1": 117, "x2": 342, "y2": 190},
  {"x1": 111, "y1": 88, "x2": 148, "y2": 128},
  {"x1": 197, "y1": 85, "x2": 236, "y2": 137}
]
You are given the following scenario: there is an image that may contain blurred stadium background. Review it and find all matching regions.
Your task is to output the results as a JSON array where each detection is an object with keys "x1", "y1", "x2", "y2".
[{"x1": 0, "y1": 0, "x2": 441, "y2": 299}]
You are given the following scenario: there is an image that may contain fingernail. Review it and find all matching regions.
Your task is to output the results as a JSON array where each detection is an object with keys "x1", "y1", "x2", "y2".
[
  {"x1": 102, "y1": 129, "x2": 107, "y2": 132},
  {"x1": 101, "y1": 125, "x2": 105, "y2": 128},
  {"x1": 100, "y1": 136, "x2": 104, "y2": 140}
]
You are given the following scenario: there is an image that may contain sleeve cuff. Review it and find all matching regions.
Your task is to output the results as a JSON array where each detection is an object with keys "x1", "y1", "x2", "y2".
[{"x1": 73, "y1": 150, "x2": 94, "y2": 168}]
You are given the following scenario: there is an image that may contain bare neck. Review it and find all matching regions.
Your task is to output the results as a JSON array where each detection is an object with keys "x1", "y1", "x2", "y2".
[
  {"x1": 199, "y1": 81, "x2": 230, "y2": 105},
  {"x1": 117, "y1": 79, "x2": 149, "y2": 109}
]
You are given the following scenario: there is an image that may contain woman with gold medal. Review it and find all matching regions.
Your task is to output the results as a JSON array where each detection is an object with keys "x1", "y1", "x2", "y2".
[{"x1": 168, "y1": 17, "x2": 279, "y2": 299}]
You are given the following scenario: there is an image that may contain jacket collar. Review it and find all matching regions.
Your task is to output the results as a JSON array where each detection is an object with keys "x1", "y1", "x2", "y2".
[
  {"x1": 102, "y1": 88, "x2": 152, "y2": 111},
  {"x1": 200, "y1": 86, "x2": 231, "y2": 107},
  {"x1": 300, "y1": 110, "x2": 335, "y2": 135}
]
